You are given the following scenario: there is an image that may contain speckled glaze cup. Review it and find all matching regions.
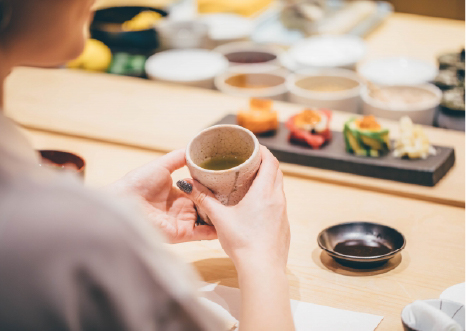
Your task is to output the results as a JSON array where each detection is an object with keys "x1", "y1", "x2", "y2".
[{"x1": 186, "y1": 125, "x2": 261, "y2": 224}]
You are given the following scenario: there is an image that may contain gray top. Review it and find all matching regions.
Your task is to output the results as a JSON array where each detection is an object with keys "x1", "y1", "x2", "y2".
[{"x1": 0, "y1": 112, "x2": 222, "y2": 331}]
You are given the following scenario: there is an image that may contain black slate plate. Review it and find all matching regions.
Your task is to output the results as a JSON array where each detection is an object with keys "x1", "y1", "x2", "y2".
[{"x1": 213, "y1": 115, "x2": 456, "y2": 186}]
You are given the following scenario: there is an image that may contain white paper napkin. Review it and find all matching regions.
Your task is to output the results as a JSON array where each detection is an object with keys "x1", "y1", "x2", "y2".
[
  {"x1": 402, "y1": 300, "x2": 462, "y2": 331},
  {"x1": 198, "y1": 297, "x2": 238, "y2": 331},
  {"x1": 199, "y1": 282, "x2": 383, "y2": 331}
]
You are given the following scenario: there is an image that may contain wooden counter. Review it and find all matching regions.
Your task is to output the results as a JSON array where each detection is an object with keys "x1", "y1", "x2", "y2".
[
  {"x1": 6, "y1": 10, "x2": 464, "y2": 331},
  {"x1": 5, "y1": 11, "x2": 465, "y2": 205},
  {"x1": 2, "y1": 7, "x2": 464, "y2": 331},
  {"x1": 363, "y1": 13, "x2": 465, "y2": 65},
  {"x1": 6, "y1": 68, "x2": 465, "y2": 206},
  {"x1": 22, "y1": 127, "x2": 465, "y2": 331}
]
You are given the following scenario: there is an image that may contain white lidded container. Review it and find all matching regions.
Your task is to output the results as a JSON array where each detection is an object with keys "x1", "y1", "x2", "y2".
[
  {"x1": 145, "y1": 49, "x2": 228, "y2": 89},
  {"x1": 215, "y1": 70, "x2": 288, "y2": 101},
  {"x1": 358, "y1": 57, "x2": 438, "y2": 86},
  {"x1": 200, "y1": 13, "x2": 254, "y2": 47},
  {"x1": 361, "y1": 84, "x2": 442, "y2": 125},
  {"x1": 157, "y1": 20, "x2": 210, "y2": 50},
  {"x1": 283, "y1": 35, "x2": 366, "y2": 71},
  {"x1": 287, "y1": 68, "x2": 363, "y2": 113}
]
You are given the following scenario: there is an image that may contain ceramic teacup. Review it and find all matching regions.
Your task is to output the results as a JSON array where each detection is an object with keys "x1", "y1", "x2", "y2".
[{"x1": 186, "y1": 125, "x2": 261, "y2": 224}]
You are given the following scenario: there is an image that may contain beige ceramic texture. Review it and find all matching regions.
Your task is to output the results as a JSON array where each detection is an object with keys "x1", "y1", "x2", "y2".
[
  {"x1": 287, "y1": 68, "x2": 363, "y2": 113},
  {"x1": 186, "y1": 125, "x2": 261, "y2": 223},
  {"x1": 361, "y1": 84, "x2": 442, "y2": 125},
  {"x1": 214, "y1": 71, "x2": 289, "y2": 100}
]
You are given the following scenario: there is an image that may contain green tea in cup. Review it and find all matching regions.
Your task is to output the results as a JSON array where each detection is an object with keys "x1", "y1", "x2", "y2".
[
  {"x1": 186, "y1": 124, "x2": 262, "y2": 224},
  {"x1": 200, "y1": 155, "x2": 247, "y2": 170}
]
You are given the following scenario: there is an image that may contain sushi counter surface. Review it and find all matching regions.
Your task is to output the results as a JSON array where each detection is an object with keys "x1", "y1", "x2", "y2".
[
  {"x1": 21, "y1": 127, "x2": 465, "y2": 331},
  {"x1": 3, "y1": 12, "x2": 465, "y2": 330},
  {"x1": 5, "y1": 67, "x2": 465, "y2": 206}
]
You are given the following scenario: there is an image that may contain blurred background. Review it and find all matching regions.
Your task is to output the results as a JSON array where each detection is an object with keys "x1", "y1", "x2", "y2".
[
  {"x1": 386, "y1": 0, "x2": 464, "y2": 20},
  {"x1": 65, "y1": 0, "x2": 465, "y2": 130}
]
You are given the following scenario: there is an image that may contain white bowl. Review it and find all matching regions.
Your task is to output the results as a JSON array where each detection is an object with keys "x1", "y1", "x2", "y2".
[
  {"x1": 287, "y1": 35, "x2": 366, "y2": 70},
  {"x1": 287, "y1": 68, "x2": 362, "y2": 113},
  {"x1": 440, "y1": 283, "x2": 465, "y2": 305},
  {"x1": 199, "y1": 14, "x2": 254, "y2": 47},
  {"x1": 145, "y1": 49, "x2": 228, "y2": 89},
  {"x1": 215, "y1": 70, "x2": 288, "y2": 100},
  {"x1": 401, "y1": 299, "x2": 465, "y2": 331},
  {"x1": 358, "y1": 57, "x2": 438, "y2": 85},
  {"x1": 213, "y1": 41, "x2": 284, "y2": 74},
  {"x1": 362, "y1": 84, "x2": 442, "y2": 125}
]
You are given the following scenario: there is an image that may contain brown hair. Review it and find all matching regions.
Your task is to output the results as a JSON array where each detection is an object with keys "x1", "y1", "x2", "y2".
[{"x1": 0, "y1": 0, "x2": 12, "y2": 31}]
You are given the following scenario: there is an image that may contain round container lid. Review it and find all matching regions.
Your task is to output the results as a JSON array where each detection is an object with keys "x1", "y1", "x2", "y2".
[
  {"x1": 199, "y1": 14, "x2": 254, "y2": 41},
  {"x1": 145, "y1": 49, "x2": 228, "y2": 82},
  {"x1": 288, "y1": 35, "x2": 366, "y2": 68},
  {"x1": 358, "y1": 57, "x2": 439, "y2": 85}
]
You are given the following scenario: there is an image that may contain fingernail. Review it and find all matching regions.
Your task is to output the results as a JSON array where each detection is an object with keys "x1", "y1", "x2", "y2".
[{"x1": 176, "y1": 180, "x2": 192, "y2": 194}]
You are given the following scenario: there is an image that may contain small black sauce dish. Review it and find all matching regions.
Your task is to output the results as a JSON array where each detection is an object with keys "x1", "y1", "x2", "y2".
[
  {"x1": 38, "y1": 150, "x2": 86, "y2": 179},
  {"x1": 317, "y1": 221, "x2": 406, "y2": 269}
]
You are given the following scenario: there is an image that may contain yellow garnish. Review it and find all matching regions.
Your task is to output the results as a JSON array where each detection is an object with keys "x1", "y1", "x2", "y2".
[
  {"x1": 122, "y1": 11, "x2": 162, "y2": 31},
  {"x1": 393, "y1": 116, "x2": 436, "y2": 159},
  {"x1": 250, "y1": 98, "x2": 273, "y2": 111},
  {"x1": 356, "y1": 115, "x2": 381, "y2": 130},
  {"x1": 294, "y1": 109, "x2": 322, "y2": 127},
  {"x1": 198, "y1": 0, "x2": 273, "y2": 17},
  {"x1": 67, "y1": 39, "x2": 112, "y2": 72}
]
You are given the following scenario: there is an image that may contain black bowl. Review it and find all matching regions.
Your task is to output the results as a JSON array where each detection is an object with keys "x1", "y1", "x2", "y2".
[
  {"x1": 38, "y1": 150, "x2": 86, "y2": 179},
  {"x1": 317, "y1": 221, "x2": 406, "y2": 269},
  {"x1": 90, "y1": 6, "x2": 168, "y2": 52}
]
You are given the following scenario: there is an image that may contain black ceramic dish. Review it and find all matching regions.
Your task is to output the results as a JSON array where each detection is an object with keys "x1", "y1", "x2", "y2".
[
  {"x1": 214, "y1": 115, "x2": 455, "y2": 186},
  {"x1": 90, "y1": 6, "x2": 168, "y2": 52},
  {"x1": 38, "y1": 150, "x2": 86, "y2": 179},
  {"x1": 317, "y1": 222, "x2": 406, "y2": 268}
]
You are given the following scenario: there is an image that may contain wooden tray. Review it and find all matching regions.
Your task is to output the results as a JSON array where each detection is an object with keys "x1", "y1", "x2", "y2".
[{"x1": 214, "y1": 115, "x2": 456, "y2": 186}]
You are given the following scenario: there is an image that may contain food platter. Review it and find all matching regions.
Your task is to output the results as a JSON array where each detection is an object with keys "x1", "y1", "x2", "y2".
[{"x1": 213, "y1": 114, "x2": 455, "y2": 186}]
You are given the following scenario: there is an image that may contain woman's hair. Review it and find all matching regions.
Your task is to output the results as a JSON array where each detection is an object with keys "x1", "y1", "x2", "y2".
[{"x1": 0, "y1": 0, "x2": 12, "y2": 31}]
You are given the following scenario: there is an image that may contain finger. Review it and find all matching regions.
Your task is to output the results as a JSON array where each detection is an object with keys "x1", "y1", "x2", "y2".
[
  {"x1": 274, "y1": 169, "x2": 284, "y2": 190},
  {"x1": 250, "y1": 146, "x2": 279, "y2": 192},
  {"x1": 176, "y1": 178, "x2": 223, "y2": 217},
  {"x1": 189, "y1": 225, "x2": 218, "y2": 241},
  {"x1": 157, "y1": 149, "x2": 186, "y2": 173}
]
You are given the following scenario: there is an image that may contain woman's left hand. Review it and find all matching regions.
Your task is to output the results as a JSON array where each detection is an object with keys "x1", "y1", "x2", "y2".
[{"x1": 106, "y1": 149, "x2": 217, "y2": 243}]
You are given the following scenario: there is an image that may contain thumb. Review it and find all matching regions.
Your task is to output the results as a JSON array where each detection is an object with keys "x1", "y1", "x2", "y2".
[{"x1": 176, "y1": 179, "x2": 223, "y2": 217}]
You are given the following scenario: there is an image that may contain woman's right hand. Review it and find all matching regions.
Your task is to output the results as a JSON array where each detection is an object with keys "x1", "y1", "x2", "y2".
[
  {"x1": 178, "y1": 147, "x2": 295, "y2": 331},
  {"x1": 177, "y1": 146, "x2": 290, "y2": 271}
]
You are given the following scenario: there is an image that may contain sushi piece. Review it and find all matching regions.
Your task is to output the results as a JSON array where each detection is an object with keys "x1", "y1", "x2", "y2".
[
  {"x1": 344, "y1": 115, "x2": 390, "y2": 157},
  {"x1": 393, "y1": 116, "x2": 436, "y2": 159},
  {"x1": 438, "y1": 50, "x2": 464, "y2": 70},
  {"x1": 434, "y1": 69, "x2": 461, "y2": 91},
  {"x1": 441, "y1": 87, "x2": 465, "y2": 113},
  {"x1": 237, "y1": 98, "x2": 278, "y2": 134},
  {"x1": 286, "y1": 108, "x2": 332, "y2": 148},
  {"x1": 436, "y1": 87, "x2": 465, "y2": 131}
]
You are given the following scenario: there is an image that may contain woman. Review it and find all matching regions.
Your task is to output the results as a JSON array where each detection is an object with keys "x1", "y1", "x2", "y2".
[{"x1": 0, "y1": 0, "x2": 294, "y2": 330}]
